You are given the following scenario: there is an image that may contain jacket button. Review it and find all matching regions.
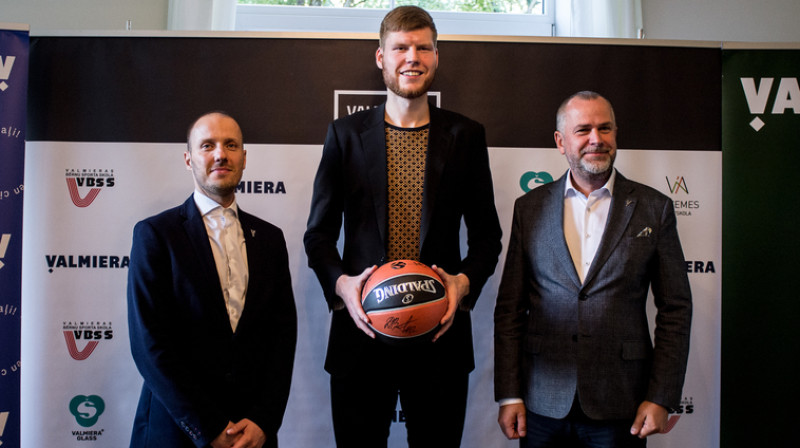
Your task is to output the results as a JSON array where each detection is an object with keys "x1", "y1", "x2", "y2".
[
  {"x1": 572, "y1": 334, "x2": 578, "y2": 342},
  {"x1": 579, "y1": 293, "x2": 589, "y2": 301}
]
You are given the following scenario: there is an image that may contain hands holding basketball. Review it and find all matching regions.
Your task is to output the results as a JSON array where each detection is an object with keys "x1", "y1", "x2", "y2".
[
  {"x1": 336, "y1": 265, "x2": 378, "y2": 339},
  {"x1": 337, "y1": 261, "x2": 469, "y2": 343},
  {"x1": 431, "y1": 265, "x2": 470, "y2": 342}
]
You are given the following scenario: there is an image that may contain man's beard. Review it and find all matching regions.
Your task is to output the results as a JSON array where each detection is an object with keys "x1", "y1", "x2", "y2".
[
  {"x1": 571, "y1": 148, "x2": 616, "y2": 178},
  {"x1": 383, "y1": 68, "x2": 435, "y2": 99}
]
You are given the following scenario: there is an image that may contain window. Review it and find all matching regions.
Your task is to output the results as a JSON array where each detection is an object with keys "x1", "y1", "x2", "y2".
[{"x1": 235, "y1": 0, "x2": 554, "y2": 37}]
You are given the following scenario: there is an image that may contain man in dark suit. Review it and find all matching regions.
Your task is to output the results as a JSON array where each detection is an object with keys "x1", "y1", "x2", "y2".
[
  {"x1": 127, "y1": 112, "x2": 297, "y2": 448},
  {"x1": 494, "y1": 91, "x2": 692, "y2": 447},
  {"x1": 303, "y1": 6, "x2": 502, "y2": 447}
]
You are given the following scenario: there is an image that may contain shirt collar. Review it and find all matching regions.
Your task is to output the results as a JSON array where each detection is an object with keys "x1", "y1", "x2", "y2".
[
  {"x1": 193, "y1": 190, "x2": 239, "y2": 218},
  {"x1": 564, "y1": 169, "x2": 616, "y2": 199}
]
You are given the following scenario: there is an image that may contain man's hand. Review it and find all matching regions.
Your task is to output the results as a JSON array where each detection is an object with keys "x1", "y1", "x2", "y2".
[
  {"x1": 430, "y1": 265, "x2": 469, "y2": 342},
  {"x1": 630, "y1": 400, "x2": 669, "y2": 439},
  {"x1": 210, "y1": 421, "x2": 238, "y2": 448},
  {"x1": 225, "y1": 418, "x2": 266, "y2": 448},
  {"x1": 335, "y1": 265, "x2": 378, "y2": 338},
  {"x1": 498, "y1": 403, "x2": 527, "y2": 440}
]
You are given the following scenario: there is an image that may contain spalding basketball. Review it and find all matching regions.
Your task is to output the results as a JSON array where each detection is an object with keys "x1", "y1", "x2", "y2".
[{"x1": 361, "y1": 260, "x2": 448, "y2": 344}]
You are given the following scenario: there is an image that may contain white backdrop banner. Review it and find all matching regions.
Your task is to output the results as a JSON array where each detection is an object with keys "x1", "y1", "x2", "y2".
[{"x1": 21, "y1": 141, "x2": 719, "y2": 448}]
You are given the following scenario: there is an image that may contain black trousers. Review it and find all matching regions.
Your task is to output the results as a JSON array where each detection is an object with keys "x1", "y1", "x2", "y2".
[{"x1": 330, "y1": 354, "x2": 469, "y2": 448}]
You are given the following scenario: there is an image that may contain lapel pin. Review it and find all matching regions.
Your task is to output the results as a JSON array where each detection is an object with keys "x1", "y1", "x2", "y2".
[{"x1": 251, "y1": 229, "x2": 256, "y2": 238}]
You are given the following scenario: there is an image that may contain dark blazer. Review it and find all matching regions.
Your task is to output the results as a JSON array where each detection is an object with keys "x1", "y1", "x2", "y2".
[
  {"x1": 304, "y1": 104, "x2": 502, "y2": 375},
  {"x1": 494, "y1": 171, "x2": 692, "y2": 420},
  {"x1": 127, "y1": 196, "x2": 297, "y2": 448}
]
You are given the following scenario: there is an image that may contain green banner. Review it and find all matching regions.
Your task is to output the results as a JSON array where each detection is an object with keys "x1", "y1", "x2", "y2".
[{"x1": 722, "y1": 47, "x2": 800, "y2": 448}]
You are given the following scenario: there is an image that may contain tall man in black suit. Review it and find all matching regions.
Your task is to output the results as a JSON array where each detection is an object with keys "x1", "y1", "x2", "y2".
[
  {"x1": 127, "y1": 112, "x2": 297, "y2": 448},
  {"x1": 494, "y1": 92, "x2": 692, "y2": 447},
  {"x1": 304, "y1": 6, "x2": 502, "y2": 447}
]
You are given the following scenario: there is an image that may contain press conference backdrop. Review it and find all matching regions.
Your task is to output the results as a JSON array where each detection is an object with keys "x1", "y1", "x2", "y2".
[{"x1": 21, "y1": 35, "x2": 721, "y2": 447}]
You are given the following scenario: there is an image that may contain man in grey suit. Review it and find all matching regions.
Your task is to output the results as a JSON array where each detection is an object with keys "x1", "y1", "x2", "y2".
[{"x1": 494, "y1": 91, "x2": 692, "y2": 447}]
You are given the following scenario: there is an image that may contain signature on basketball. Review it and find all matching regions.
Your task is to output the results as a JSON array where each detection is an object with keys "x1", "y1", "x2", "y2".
[{"x1": 383, "y1": 315, "x2": 418, "y2": 334}]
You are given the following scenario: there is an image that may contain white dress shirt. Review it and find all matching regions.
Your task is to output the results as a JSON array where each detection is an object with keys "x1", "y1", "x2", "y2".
[
  {"x1": 193, "y1": 190, "x2": 249, "y2": 332},
  {"x1": 563, "y1": 170, "x2": 615, "y2": 284}
]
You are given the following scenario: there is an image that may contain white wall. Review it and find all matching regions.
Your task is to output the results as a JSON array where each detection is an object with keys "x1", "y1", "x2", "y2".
[
  {"x1": 1, "y1": 0, "x2": 799, "y2": 42},
  {"x1": 0, "y1": 0, "x2": 168, "y2": 33},
  {"x1": 642, "y1": 0, "x2": 800, "y2": 42}
]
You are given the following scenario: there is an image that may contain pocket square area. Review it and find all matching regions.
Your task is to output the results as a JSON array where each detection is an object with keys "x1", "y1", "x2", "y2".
[{"x1": 636, "y1": 227, "x2": 653, "y2": 238}]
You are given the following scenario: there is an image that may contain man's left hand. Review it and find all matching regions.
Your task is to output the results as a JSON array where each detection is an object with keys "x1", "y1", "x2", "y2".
[
  {"x1": 431, "y1": 265, "x2": 469, "y2": 342},
  {"x1": 630, "y1": 401, "x2": 668, "y2": 439},
  {"x1": 225, "y1": 418, "x2": 267, "y2": 448}
]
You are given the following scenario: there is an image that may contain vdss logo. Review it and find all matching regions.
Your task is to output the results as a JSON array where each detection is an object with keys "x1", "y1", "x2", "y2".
[
  {"x1": 69, "y1": 395, "x2": 105, "y2": 427},
  {"x1": 0, "y1": 54, "x2": 15, "y2": 92},
  {"x1": 741, "y1": 77, "x2": 800, "y2": 131},
  {"x1": 65, "y1": 168, "x2": 115, "y2": 208},
  {"x1": 63, "y1": 321, "x2": 114, "y2": 361},
  {"x1": 520, "y1": 171, "x2": 554, "y2": 193},
  {"x1": 663, "y1": 396, "x2": 695, "y2": 434}
]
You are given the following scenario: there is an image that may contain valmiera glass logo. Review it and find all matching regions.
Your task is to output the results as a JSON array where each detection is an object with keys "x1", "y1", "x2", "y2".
[{"x1": 69, "y1": 395, "x2": 105, "y2": 427}]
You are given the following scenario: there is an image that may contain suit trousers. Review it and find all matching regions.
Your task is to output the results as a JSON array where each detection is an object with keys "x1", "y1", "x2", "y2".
[{"x1": 330, "y1": 345, "x2": 469, "y2": 448}]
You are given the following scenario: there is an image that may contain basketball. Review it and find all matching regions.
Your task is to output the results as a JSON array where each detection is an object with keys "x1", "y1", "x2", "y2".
[{"x1": 361, "y1": 260, "x2": 448, "y2": 344}]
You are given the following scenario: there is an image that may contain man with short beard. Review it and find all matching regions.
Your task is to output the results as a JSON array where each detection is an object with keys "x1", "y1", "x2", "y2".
[
  {"x1": 127, "y1": 112, "x2": 297, "y2": 448},
  {"x1": 494, "y1": 91, "x2": 692, "y2": 448},
  {"x1": 304, "y1": 6, "x2": 502, "y2": 448}
]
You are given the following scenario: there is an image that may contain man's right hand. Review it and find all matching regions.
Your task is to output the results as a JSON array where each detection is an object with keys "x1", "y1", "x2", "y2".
[
  {"x1": 335, "y1": 265, "x2": 377, "y2": 338},
  {"x1": 498, "y1": 403, "x2": 527, "y2": 440}
]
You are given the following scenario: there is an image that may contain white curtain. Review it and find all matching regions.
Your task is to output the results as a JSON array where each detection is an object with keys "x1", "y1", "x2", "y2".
[
  {"x1": 168, "y1": 0, "x2": 237, "y2": 31},
  {"x1": 555, "y1": 0, "x2": 643, "y2": 38}
]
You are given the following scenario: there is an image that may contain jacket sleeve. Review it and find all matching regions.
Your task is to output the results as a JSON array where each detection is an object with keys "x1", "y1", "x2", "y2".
[
  {"x1": 303, "y1": 121, "x2": 347, "y2": 310},
  {"x1": 645, "y1": 198, "x2": 693, "y2": 410},
  {"x1": 493, "y1": 197, "x2": 530, "y2": 401},
  {"x1": 127, "y1": 219, "x2": 227, "y2": 447},
  {"x1": 457, "y1": 121, "x2": 503, "y2": 309}
]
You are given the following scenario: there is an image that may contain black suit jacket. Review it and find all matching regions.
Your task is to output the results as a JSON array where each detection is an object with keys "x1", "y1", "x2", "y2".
[
  {"x1": 494, "y1": 171, "x2": 692, "y2": 419},
  {"x1": 127, "y1": 196, "x2": 297, "y2": 448},
  {"x1": 304, "y1": 104, "x2": 502, "y2": 375}
]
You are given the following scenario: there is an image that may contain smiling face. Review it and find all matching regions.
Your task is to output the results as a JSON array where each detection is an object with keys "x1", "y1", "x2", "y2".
[
  {"x1": 376, "y1": 27, "x2": 438, "y2": 100},
  {"x1": 184, "y1": 113, "x2": 246, "y2": 207},
  {"x1": 554, "y1": 96, "x2": 618, "y2": 193}
]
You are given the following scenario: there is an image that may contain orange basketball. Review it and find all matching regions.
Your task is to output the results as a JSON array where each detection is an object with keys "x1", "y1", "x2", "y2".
[{"x1": 361, "y1": 260, "x2": 447, "y2": 344}]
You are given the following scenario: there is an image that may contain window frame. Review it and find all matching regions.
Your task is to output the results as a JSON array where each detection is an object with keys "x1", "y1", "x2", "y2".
[{"x1": 235, "y1": 1, "x2": 554, "y2": 37}]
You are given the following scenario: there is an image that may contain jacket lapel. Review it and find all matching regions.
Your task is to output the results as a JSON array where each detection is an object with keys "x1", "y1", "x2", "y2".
[
  {"x1": 582, "y1": 171, "x2": 636, "y2": 288},
  {"x1": 359, "y1": 105, "x2": 390, "y2": 250},
  {"x1": 237, "y1": 209, "x2": 258, "y2": 330},
  {"x1": 421, "y1": 106, "x2": 453, "y2": 249},
  {"x1": 547, "y1": 173, "x2": 583, "y2": 289},
  {"x1": 180, "y1": 196, "x2": 233, "y2": 334}
]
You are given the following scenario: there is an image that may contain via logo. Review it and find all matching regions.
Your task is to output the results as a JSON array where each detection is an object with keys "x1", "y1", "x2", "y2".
[
  {"x1": 0, "y1": 55, "x2": 15, "y2": 92},
  {"x1": 741, "y1": 77, "x2": 800, "y2": 131},
  {"x1": 69, "y1": 395, "x2": 105, "y2": 427},
  {"x1": 666, "y1": 176, "x2": 689, "y2": 194},
  {"x1": 519, "y1": 171, "x2": 554, "y2": 193}
]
